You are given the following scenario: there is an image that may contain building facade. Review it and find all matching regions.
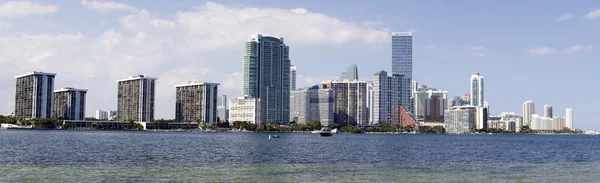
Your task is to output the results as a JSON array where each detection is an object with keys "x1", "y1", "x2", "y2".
[
  {"x1": 499, "y1": 112, "x2": 523, "y2": 132},
  {"x1": 340, "y1": 64, "x2": 359, "y2": 81},
  {"x1": 522, "y1": 100, "x2": 535, "y2": 126},
  {"x1": 544, "y1": 105, "x2": 553, "y2": 118},
  {"x1": 372, "y1": 70, "x2": 411, "y2": 124},
  {"x1": 289, "y1": 86, "x2": 334, "y2": 126},
  {"x1": 414, "y1": 89, "x2": 448, "y2": 121},
  {"x1": 530, "y1": 114, "x2": 553, "y2": 130},
  {"x1": 566, "y1": 108, "x2": 573, "y2": 130},
  {"x1": 229, "y1": 96, "x2": 262, "y2": 125},
  {"x1": 117, "y1": 75, "x2": 156, "y2": 122},
  {"x1": 14, "y1": 71, "x2": 56, "y2": 119},
  {"x1": 392, "y1": 32, "x2": 412, "y2": 78},
  {"x1": 217, "y1": 95, "x2": 228, "y2": 122},
  {"x1": 424, "y1": 95, "x2": 447, "y2": 122},
  {"x1": 322, "y1": 80, "x2": 368, "y2": 126},
  {"x1": 290, "y1": 65, "x2": 297, "y2": 91},
  {"x1": 444, "y1": 108, "x2": 473, "y2": 134},
  {"x1": 175, "y1": 82, "x2": 219, "y2": 125},
  {"x1": 366, "y1": 81, "x2": 374, "y2": 125},
  {"x1": 52, "y1": 87, "x2": 87, "y2": 120},
  {"x1": 95, "y1": 109, "x2": 117, "y2": 120},
  {"x1": 470, "y1": 73, "x2": 484, "y2": 107},
  {"x1": 242, "y1": 34, "x2": 291, "y2": 124}
]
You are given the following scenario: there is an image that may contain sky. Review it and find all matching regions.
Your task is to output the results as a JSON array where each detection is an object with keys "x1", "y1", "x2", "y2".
[{"x1": 0, "y1": 0, "x2": 598, "y2": 129}]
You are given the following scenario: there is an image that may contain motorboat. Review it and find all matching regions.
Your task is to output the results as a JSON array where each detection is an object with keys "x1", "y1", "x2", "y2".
[
  {"x1": 319, "y1": 128, "x2": 333, "y2": 137},
  {"x1": 269, "y1": 135, "x2": 280, "y2": 139}
]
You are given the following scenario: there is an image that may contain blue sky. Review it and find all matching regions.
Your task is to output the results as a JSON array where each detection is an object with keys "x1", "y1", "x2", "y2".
[{"x1": 0, "y1": 0, "x2": 598, "y2": 129}]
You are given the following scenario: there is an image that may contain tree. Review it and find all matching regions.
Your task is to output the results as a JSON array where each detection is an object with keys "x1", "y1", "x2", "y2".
[
  {"x1": 340, "y1": 126, "x2": 362, "y2": 133},
  {"x1": 306, "y1": 120, "x2": 322, "y2": 131}
]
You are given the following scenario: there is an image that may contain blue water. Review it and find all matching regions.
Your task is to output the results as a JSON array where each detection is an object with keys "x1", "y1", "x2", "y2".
[{"x1": 1, "y1": 130, "x2": 599, "y2": 182}]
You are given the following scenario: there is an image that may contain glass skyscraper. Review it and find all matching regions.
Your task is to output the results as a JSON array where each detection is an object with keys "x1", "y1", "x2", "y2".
[
  {"x1": 392, "y1": 32, "x2": 413, "y2": 78},
  {"x1": 243, "y1": 34, "x2": 291, "y2": 123}
]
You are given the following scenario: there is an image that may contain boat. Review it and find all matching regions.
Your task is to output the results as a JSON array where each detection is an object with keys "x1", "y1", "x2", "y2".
[
  {"x1": 319, "y1": 128, "x2": 333, "y2": 137},
  {"x1": 269, "y1": 135, "x2": 280, "y2": 139}
]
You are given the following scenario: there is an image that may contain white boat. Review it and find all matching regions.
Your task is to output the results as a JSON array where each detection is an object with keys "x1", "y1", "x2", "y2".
[{"x1": 318, "y1": 128, "x2": 333, "y2": 137}]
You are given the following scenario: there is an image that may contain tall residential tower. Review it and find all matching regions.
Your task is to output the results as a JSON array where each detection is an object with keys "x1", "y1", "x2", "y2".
[
  {"x1": 372, "y1": 70, "x2": 411, "y2": 124},
  {"x1": 117, "y1": 75, "x2": 156, "y2": 122},
  {"x1": 290, "y1": 65, "x2": 297, "y2": 91},
  {"x1": 175, "y1": 82, "x2": 219, "y2": 125},
  {"x1": 543, "y1": 105, "x2": 553, "y2": 118},
  {"x1": 470, "y1": 73, "x2": 484, "y2": 107},
  {"x1": 523, "y1": 100, "x2": 535, "y2": 126},
  {"x1": 14, "y1": 71, "x2": 56, "y2": 119},
  {"x1": 53, "y1": 87, "x2": 87, "y2": 120},
  {"x1": 242, "y1": 34, "x2": 291, "y2": 123},
  {"x1": 566, "y1": 108, "x2": 573, "y2": 130}
]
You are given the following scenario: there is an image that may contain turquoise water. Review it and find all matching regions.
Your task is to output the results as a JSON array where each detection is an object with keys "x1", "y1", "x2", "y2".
[{"x1": 1, "y1": 130, "x2": 599, "y2": 182}]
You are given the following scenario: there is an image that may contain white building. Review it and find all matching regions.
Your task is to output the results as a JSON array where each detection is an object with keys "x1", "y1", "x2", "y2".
[
  {"x1": 543, "y1": 105, "x2": 553, "y2": 118},
  {"x1": 499, "y1": 112, "x2": 523, "y2": 132},
  {"x1": 96, "y1": 109, "x2": 117, "y2": 120},
  {"x1": 373, "y1": 70, "x2": 411, "y2": 124},
  {"x1": 566, "y1": 108, "x2": 573, "y2": 130},
  {"x1": 290, "y1": 65, "x2": 297, "y2": 91},
  {"x1": 229, "y1": 96, "x2": 262, "y2": 125},
  {"x1": 552, "y1": 117, "x2": 566, "y2": 130},
  {"x1": 444, "y1": 108, "x2": 473, "y2": 134},
  {"x1": 289, "y1": 87, "x2": 334, "y2": 126},
  {"x1": 522, "y1": 101, "x2": 535, "y2": 126},
  {"x1": 530, "y1": 114, "x2": 553, "y2": 130},
  {"x1": 14, "y1": 71, "x2": 56, "y2": 119},
  {"x1": 366, "y1": 81, "x2": 374, "y2": 125},
  {"x1": 469, "y1": 73, "x2": 484, "y2": 107}
]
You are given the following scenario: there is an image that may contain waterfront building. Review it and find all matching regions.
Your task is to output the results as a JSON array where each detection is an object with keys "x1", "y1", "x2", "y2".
[
  {"x1": 175, "y1": 82, "x2": 219, "y2": 125},
  {"x1": 449, "y1": 105, "x2": 487, "y2": 130},
  {"x1": 340, "y1": 64, "x2": 359, "y2": 81},
  {"x1": 470, "y1": 73, "x2": 484, "y2": 107},
  {"x1": 242, "y1": 34, "x2": 290, "y2": 124},
  {"x1": 95, "y1": 109, "x2": 117, "y2": 120},
  {"x1": 117, "y1": 75, "x2": 156, "y2": 122},
  {"x1": 552, "y1": 117, "x2": 566, "y2": 130},
  {"x1": 566, "y1": 108, "x2": 573, "y2": 130},
  {"x1": 499, "y1": 112, "x2": 523, "y2": 132},
  {"x1": 530, "y1": 114, "x2": 553, "y2": 131},
  {"x1": 366, "y1": 81, "x2": 374, "y2": 125},
  {"x1": 372, "y1": 70, "x2": 412, "y2": 125},
  {"x1": 522, "y1": 101, "x2": 535, "y2": 126},
  {"x1": 392, "y1": 32, "x2": 412, "y2": 78},
  {"x1": 544, "y1": 105, "x2": 553, "y2": 118},
  {"x1": 290, "y1": 65, "x2": 297, "y2": 91},
  {"x1": 414, "y1": 89, "x2": 448, "y2": 121},
  {"x1": 52, "y1": 87, "x2": 87, "y2": 120},
  {"x1": 229, "y1": 96, "x2": 262, "y2": 125},
  {"x1": 14, "y1": 71, "x2": 56, "y2": 119},
  {"x1": 289, "y1": 86, "x2": 334, "y2": 126},
  {"x1": 322, "y1": 80, "x2": 368, "y2": 126},
  {"x1": 444, "y1": 107, "x2": 473, "y2": 134},
  {"x1": 217, "y1": 95, "x2": 228, "y2": 122},
  {"x1": 424, "y1": 95, "x2": 447, "y2": 122}
]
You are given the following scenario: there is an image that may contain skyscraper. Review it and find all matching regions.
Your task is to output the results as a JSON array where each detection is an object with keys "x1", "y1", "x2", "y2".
[
  {"x1": 53, "y1": 87, "x2": 87, "y2": 120},
  {"x1": 543, "y1": 105, "x2": 553, "y2": 118},
  {"x1": 470, "y1": 73, "x2": 484, "y2": 107},
  {"x1": 522, "y1": 100, "x2": 535, "y2": 126},
  {"x1": 566, "y1": 108, "x2": 573, "y2": 130},
  {"x1": 373, "y1": 70, "x2": 411, "y2": 124},
  {"x1": 14, "y1": 71, "x2": 56, "y2": 119},
  {"x1": 290, "y1": 65, "x2": 297, "y2": 90},
  {"x1": 217, "y1": 95, "x2": 228, "y2": 122},
  {"x1": 95, "y1": 109, "x2": 117, "y2": 120},
  {"x1": 242, "y1": 34, "x2": 291, "y2": 123},
  {"x1": 175, "y1": 82, "x2": 219, "y2": 125},
  {"x1": 289, "y1": 86, "x2": 334, "y2": 126},
  {"x1": 117, "y1": 75, "x2": 156, "y2": 122},
  {"x1": 322, "y1": 80, "x2": 368, "y2": 126},
  {"x1": 340, "y1": 64, "x2": 359, "y2": 81},
  {"x1": 392, "y1": 32, "x2": 412, "y2": 78},
  {"x1": 366, "y1": 81, "x2": 374, "y2": 125}
]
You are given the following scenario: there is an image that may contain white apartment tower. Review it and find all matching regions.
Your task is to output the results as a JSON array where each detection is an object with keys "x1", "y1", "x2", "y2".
[
  {"x1": 290, "y1": 65, "x2": 297, "y2": 91},
  {"x1": 470, "y1": 73, "x2": 484, "y2": 107},
  {"x1": 14, "y1": 71, "x2": 56, "y2": 119},
  {"x1": 522, "y1": 101, "x2": 535, "y2": 126},
  {"x1": 229, "y1": 96, "x2": 262, "y2": 125},
  {"x1": 566, "y1": 108, "x2": 573, "y2": 130},
  {"x1": 543, "y1": 105, "x2": 553, "y2": 118}
]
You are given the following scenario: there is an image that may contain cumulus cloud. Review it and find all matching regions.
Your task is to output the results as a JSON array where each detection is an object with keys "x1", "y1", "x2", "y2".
[
  {"x1": 585, "y1": 8, "x2": 600, "y2": 19},
  {"x1": 561, "y1": 45, "x2": 592, "y2": 54},
  {"x1": 528, "y1": 47, "x2": 557, "y2": 56},
  {"x1": 0, "y1": 1, "x2": 57, "y2": 18},
  {"x1": 81, "y1": 0, "x2": 138, "y2": 13},
  {"x1": 556, "y1": 14, "x2": 574, "y2": 21},
  {"x1": 0, "y1": 2, "x2": 390, "y2": 118}
]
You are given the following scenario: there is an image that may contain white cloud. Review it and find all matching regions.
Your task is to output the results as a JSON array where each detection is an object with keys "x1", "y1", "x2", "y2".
[
  {"x1": 585, "y1": 8, "x2": 600, "y2": 19},
  {"x1": 556, "y1": 14, "x2": 574, "y2": 21},
  {"x1": 561, "y1": 45, "x2": 592, "y2": 54},
  {"x1": 0, "y1": 1, "x2": 57, "y2": 18},
  {"x1": 528, "y1": 47, "x2": 557, "y2": 56},
  {"x1": 81, "y1": 0, "x2": 138, "y2": 13}
]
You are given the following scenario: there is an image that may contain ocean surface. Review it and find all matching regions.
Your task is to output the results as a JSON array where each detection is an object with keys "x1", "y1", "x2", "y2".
[{"x1": 1, "y1": 130, "x2": 600, "y2": 182}]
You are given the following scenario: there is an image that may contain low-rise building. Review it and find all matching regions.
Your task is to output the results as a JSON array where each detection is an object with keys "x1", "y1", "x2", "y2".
[
  {"x1": 229, "y1": 96, "x2": 262, "y2": 125},
  {"x1": 530, "y1": 114, "x2": 553, "y2": 131},
  {"x1": 444, "y1": 107, "x2": 473, "y2": 134}
]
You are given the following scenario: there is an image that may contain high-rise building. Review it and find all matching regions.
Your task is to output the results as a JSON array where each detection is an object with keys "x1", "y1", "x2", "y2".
[
  {"x1": 566, "y1": 108, "x2": 573, "y2": 130},
  {"x1": 522, "y1": 100, "x2": 535, "y2": 126},
  {"x1": 340, "y1": 64, "x2": 359, "y2": 81},
  {"x1": 95, "y1": 109, "x2": 117, "y2": 120},
  {"x1": 366, "y1": 81, "x2": 374, "y2": 125},
  {"x1": 391, "y1": 32, "x2": 412, "y2": 78},
  {"x1": 14, "y1": 71, "x2": 56, "y2": 119},
  {"x1": 322, "y1": 80, "x2": 368, "y2": 126},
  {"x1": 53, "y1": 87, "x2": 87, "y2": 120},
  {"x1": 175, "y1": 82, "x2": 219, "y2": 125},
  {"x1": 117, "y1": 75, "x2": 156, "y2": 122},
  {"x1": 543, "y1": 105, "x2": 553, "y2": 118},
  {"x1": 217, "y1": 95, "x2": 228, "y2": 122},
  {"x1": 373, "y1": 70, "x2": 411, "y2": 124},
  {"x1": 229, "y1": 96, "x2": 262, "y2": 125},
  {"x1": 444, "y1": 108, "x2": 473, "y2": 134},
  {"x1": 499, "y1": 112, "x2": 523, "y2": 132},
  {"x1": 552, "y1": 117, "x2": 566, "y2": 130},
  {"x1": 289, "y1": 86, "x2": 334, "y2": 126},
  {"x1": 470, "y1": 73, "x2": 484, "y2": 107},
  {"x1": 424, "y1": 95, "x2": 447, "y2": 122},
  {"x1": 449, "y1": 105, "x2": 487, "y2": 130},
  {"x1": 242, "y1": 34, "x2": 290, "y2": 123},
  {"x1": 414, "y1": 89, "x2": 448, "y2": 120},
  {"x1": 450, "y1": 95, "x2": 470, "y2": 107},
  {"x1": 530, "y1": 114, "x2": 553, "y2": 131},
  {"x1": 290, "y1": 65, "x2": 297, "y2": 91}
]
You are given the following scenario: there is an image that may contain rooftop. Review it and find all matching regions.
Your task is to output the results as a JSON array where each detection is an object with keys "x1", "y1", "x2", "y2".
[
  {"x1": 116, "y1": 75, "x2": 157, "y2": 82},
  {"x1": 14, "y1": 71, "x2": 56, "y2": 78},
  {"x1": 175, "y1": 81, "x2": 220, "y2": 87},
  {"x1": 54, "y1": 87, "x2": 88, "y2": 92}
]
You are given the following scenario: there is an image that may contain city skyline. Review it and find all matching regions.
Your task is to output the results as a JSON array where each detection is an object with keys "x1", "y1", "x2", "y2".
[{"x1": 0, "y1": 0, "x2": 595, "y2": 129}]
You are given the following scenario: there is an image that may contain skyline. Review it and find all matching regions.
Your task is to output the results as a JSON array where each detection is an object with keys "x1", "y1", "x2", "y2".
[{"x1": 0, "y1": 0, "x2": 596, "y2": 129}]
